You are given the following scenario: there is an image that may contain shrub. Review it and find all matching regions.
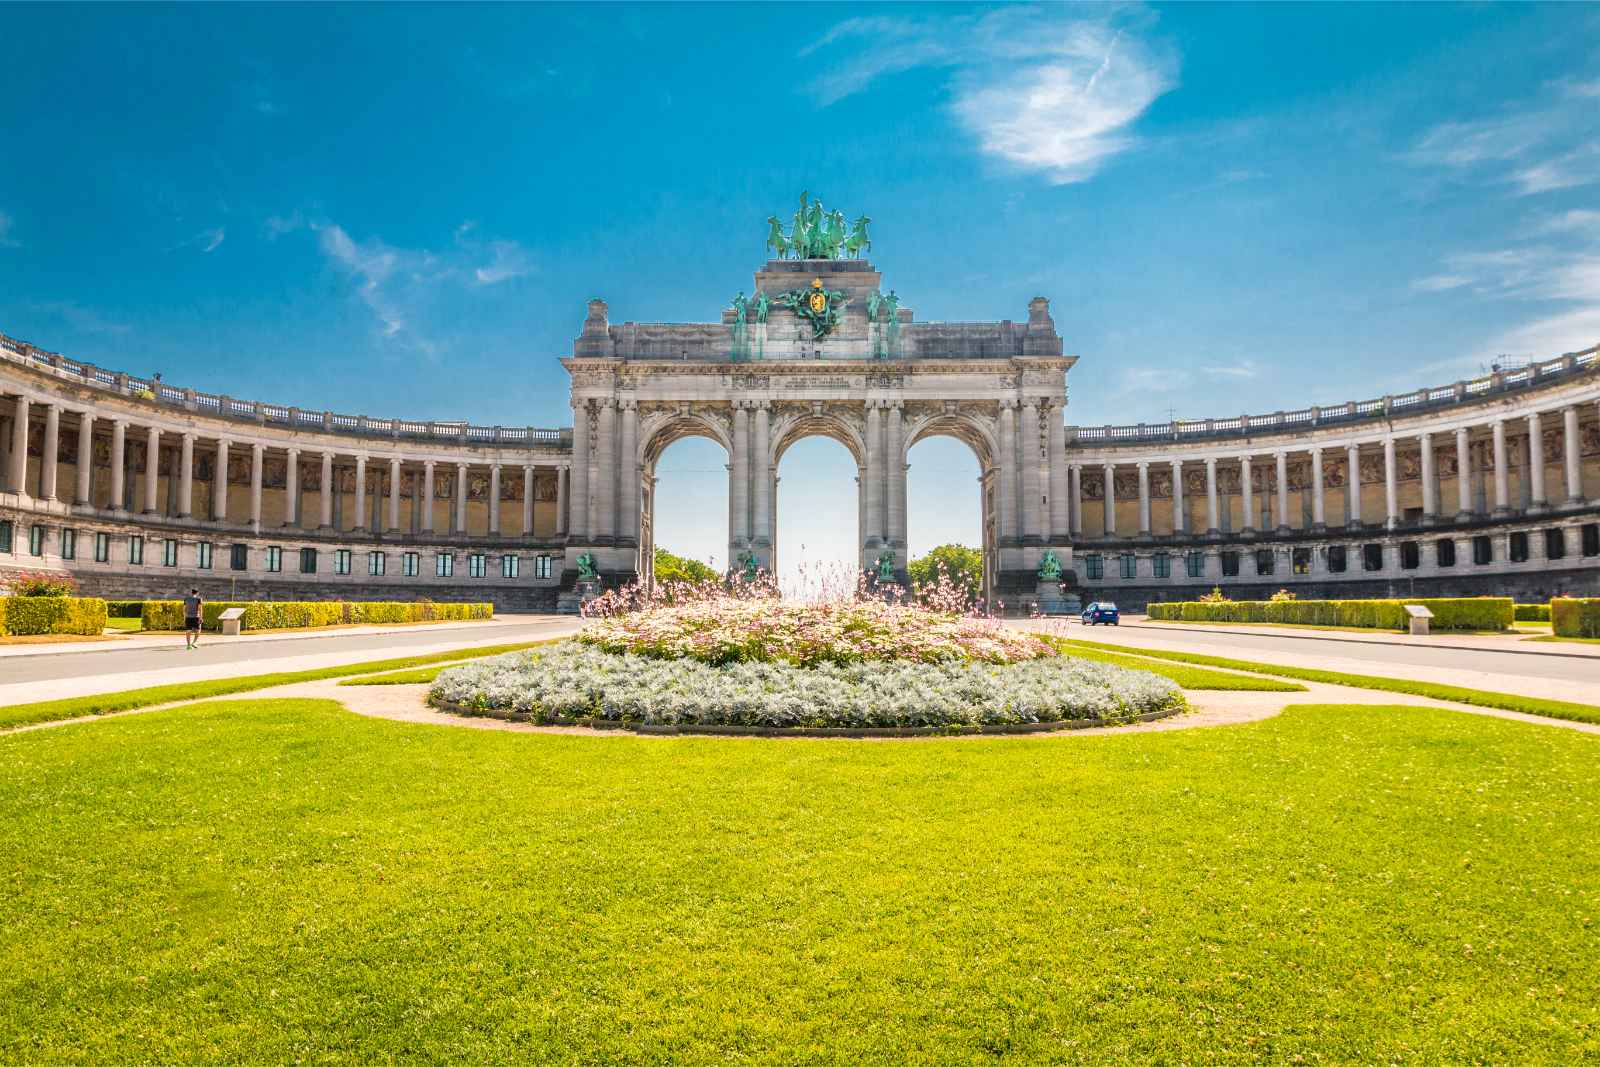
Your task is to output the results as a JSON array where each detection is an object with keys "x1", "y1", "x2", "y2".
[
  {"x1": 1146, "y1": 597, "x2": 1511, "y2": 632},
  {"x1": 1269, "y1": 588, "x2": 1297, "y2": 602},
  {"x1": 142, "y1": 600, "x2": 186, "y2": 630},
  {"x1": 1514, "y1": 603, "x2": 1551, "y2": 623},
  {"x1": 7, "y1": 574, "x2": 77, "y2": 597},
  {"x1": 1198, "y1": 587, "x2": 1230, "y2": 604},
  {"x1": 0, "y1": 596, "x2": 107, "y2": 636},
  {"x1": 1551, "y1": 597, "x2": 1600, "y2": 638}
]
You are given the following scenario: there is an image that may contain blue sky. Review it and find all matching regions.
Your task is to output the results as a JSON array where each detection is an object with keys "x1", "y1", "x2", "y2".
[{"x1": 2, "y1": 3, "x2": 1597, "y2": 574}]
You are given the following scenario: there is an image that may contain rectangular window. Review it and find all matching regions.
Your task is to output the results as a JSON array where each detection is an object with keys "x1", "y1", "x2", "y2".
[
  {"x1": 266, "y1": 546, "x2": 282, "y2": 573},
  {"x1": 230, "y1": 544, "x2": 248, "y2": 571},
  {"x1": 501, "y1": 554, "x2": 519, "y2": 578},
  {"x1": 369, "y1": 551, "x2": 386, "y2": 576},
  {"x1": 197, "y1": 541, "x2": 213, "y2": 570},
  {"x1": 60, "y1": 528, "x2": 76, "y2": 561},
  {"x1": 1292, "y1": 547, "x2": 1311, "y2": 575},
  {"x1": 1362, "y1": 543, "x2": 1383, "y2": 571},
  {"x1": 534, "y1": 554, "x2": 552, "y2": 580},
  {"x1": 1584, "y1": 524, "x2": 1599, "y2": 558},
  {"x1": 1151, "y1": 552, "x2": 1170, "y2": 579},
  {"x1": 128, "y1": 535, "x2": 144, "y2": 565},
  {"x1": 1509, "y1": 531, "x2": 1529, "y2": 563},
  {"x1": 403, "y1": 551, "x2": 419, "y2": 577},
  {"x1": 29, "y1": 524, "x2": 45, "y2": 556},
  {"x1": 1119, "y1": 553, "x2": 1137, "y2": 579},
  {"x1": 1185, "y1": 551, "x2": 1204, "y2": 578},
  {"x1": 1435, "y1": 539, "x2": 1456, "y2": 568},
  {"x1": 1326, "y1": 545, "x2": 1346, "y2": 573},
  {"x1": 334, "y1": 549, "x2": 352, "y2": 575},
  {"x1": 163, "y1": 538, "x2": 179, "y2": 567},
  {"x1": 1473, "y1": 535, "x2": 1492, "y2": 566},
  {"x1": 436, "y1": 553, "x2": 454, "y2": 577},
  {"x1": 469, "y1": 553, "x2": 487, "y2": 578},
  {"x1": 1254, "y1": 548, "x2": 1275, "y2": 576},
  {"x1": 1221, "y1": 550, "x2": 1240, "y2": 577},
  {"x1": 1400, "y1": 541, "x2": 1419, "y2": 570},
  {"x1": 0, "y1": 520, "x2": 12, "y2": 553},
  {"x1": 1084, "y1": 554, "x2": 1104, "y2": 580},
  {"x1": 95, "y1": 532, "x2": 110, "y2": 563},
  {"x1": 1544, "y1": 528, "x2": 1565, "y2": 561},
  {"x1": 300, "y1": 547, "x2": 317, "y2": 574}
]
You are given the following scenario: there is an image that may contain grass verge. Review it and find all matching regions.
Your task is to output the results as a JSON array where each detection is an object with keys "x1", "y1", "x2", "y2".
[
  {"x1": 338, "y1": 666, "x2": 450, "y2": 686},
  {"x1": 1050, "y1": 639, "x2": 1305, "y2": 691},
  {"x1": 1140, "y1": 617, "x2": 1515, "y2": 636},
  {"x1": 1061, "y1": 637, "x2": 1600, "y2": 725},
  {"x1": 0, "y1": 640, "x2": 563, "y2": 730},
  {"x1": 0, "y1": 698, "x2": 1594, "y2": 1061}
]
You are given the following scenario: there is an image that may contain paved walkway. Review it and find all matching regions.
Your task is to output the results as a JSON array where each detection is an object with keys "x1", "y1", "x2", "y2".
[{"x1": 0, "y1": 615, "x2": 583, "y2": 706}]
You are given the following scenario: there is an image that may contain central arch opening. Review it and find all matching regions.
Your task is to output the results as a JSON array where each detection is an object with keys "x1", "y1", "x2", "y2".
[
  {"x1": 775, "y1": 435, "x2": 860, "y2": 599},
  {"x1": 647, "y1": 435, "x2": 728, "y2": 579}
]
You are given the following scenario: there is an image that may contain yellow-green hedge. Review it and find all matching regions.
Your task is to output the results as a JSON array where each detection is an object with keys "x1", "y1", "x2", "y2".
[
  {"x1": 0, "y1": 596, "x2": 109, "y2": 636},
  {"x1": 1514, "y1": 603, "x2": 1552, "y2": 623},
  {"x1": 1551, "y1": 598, "x2": 1600, "y2": 638},
  {"x1": 1146, "y1": 597, "x2": 1512, "y2": 632},
  {"x1": 140, "y1": 599, "x2": 493, "y2": 632}
]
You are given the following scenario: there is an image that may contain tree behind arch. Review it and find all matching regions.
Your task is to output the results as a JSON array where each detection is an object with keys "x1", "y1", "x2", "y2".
[
  {"x1": 908, "y1": 543, "x2": 982, "y2": 606},
  {"x1": 653, "y1": 547, "x2": 719, "y2": 586}
]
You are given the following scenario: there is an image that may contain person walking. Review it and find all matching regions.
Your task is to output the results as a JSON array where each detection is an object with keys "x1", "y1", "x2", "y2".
[{"x1": 183, "y1": 587, "x2": 203, "y2": 649}]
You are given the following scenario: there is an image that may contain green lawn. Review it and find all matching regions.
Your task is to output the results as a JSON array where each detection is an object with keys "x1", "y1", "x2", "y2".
[
  {"x1": 103, "y1": 617, "x2": 143, "y2": 633},
  {"x1": 1, "y1": 698, "x2": 1595, "y2": 1063},
  {"x1": 1045, "y1": 639, "x2": 1305, "y2": 691},
  {"x1": 337, "y1": 665, "x2": 450, "y2": 685}
]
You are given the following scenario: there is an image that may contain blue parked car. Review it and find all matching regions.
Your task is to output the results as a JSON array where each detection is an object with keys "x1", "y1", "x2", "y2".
[{"x1": 1081, "y1": 601, "x2": 1120, "y2": 626}]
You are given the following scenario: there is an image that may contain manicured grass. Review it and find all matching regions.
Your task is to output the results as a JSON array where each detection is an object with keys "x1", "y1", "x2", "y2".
[
  {"x1": 0, "y1": 640, "x2": 563, "y2": 730},
  {"x1": 103, "y1": 617, "x2": 143, "y2": 633},
  {"x1": 1530, "y1": 634, "x2": 1600, "y2": 645},
  {"x1": 338, "y1": 665, "x2": 449, "y2": 686},
  {"x1": 1062, "y1": 637, "x2": 1600, "y2": 725},
  {"x1": 1141, "y1": 617, "x2": 1514, "y2": 636},
  {"x1": 0, "y1": 698, "x2": 1595, "y2": 1062},
  {"x1": 1049, "y1": 639, "x2": 1305, "y2": 691}
]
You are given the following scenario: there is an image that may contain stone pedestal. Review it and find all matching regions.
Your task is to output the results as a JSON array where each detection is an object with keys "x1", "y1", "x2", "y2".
[
  {"x1": 1033, "y1": 580, "x2": 1079, "y2": 616},
  {"x1": 557, "y1": 576, "x2": 604, "y2": 615}
]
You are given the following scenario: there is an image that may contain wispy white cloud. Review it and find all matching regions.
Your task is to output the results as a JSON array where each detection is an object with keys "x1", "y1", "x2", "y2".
[
  {"x1": 0, "y1": 211, "x2": 18, "y2": 248},
  {"x1": 805, "y1": 8, "x2": 1178, "y2": 184},
  {"x1": 198, "y1": 227, "x2": 225, "y2": 253},
  {"x1": 25, "y1": 300, "x2": 132, "y2": 336},
  {"x1": 1407, "y1": 85, "x2": 1600, "y2": 196},
  {"x1": 1200, "y1": 360, "x2": 1258, "y2": 379},
  {"x1": 1414, "y1": 242, "x2": 1600, "y2": 361}
]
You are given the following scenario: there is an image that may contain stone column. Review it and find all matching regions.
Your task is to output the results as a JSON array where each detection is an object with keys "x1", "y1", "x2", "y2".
[
  {"x1": 143, "y1": 427, "x2": 162, "y2": 514},
  {"x1": 354, "y1": 454, "x2": 368, "y2": 531},
  {"x1": 74, "y1": 412, "x2": 93, "y2": 506},
  {"x1": 318, "y1": 450, "x2": 334, "y2": 529},
  {"x1": 885, "y1": 401, "x2": 904, "y2": 548},
  {"x1": 6, "y1": 395, "x2": 27, "y2": 496},
  {"x1": 1344, "y1": 445, "x2": 1360, "y2": 527},
  {"x1": 1169, "y1": 459, "x2": 1185, "y2": 536},
  {"x1": 284, "y1": 447, "x2": 300, "y2": 526},
  {"x1": 249, "y1": 443, "x2": 264, "y2": 531},
  {"x1": 39, "y1": 403, "x2": 60, "y2": 501},
  {"x1": 1563, "y1": 405, "x2": 1585, "y2": 506},
  {"x1": 594, "y1": 400, "x2": 616, "y2": 539},
  {"x1": 1048, "y1": 410, "x2": 1068, "y2": 539},
  {"x1": 487, "y1": 463, "x2": 501, "y2": 535},
  {"x1": 1382, "y1": 436, "x2": 1398, "y2": 529},
  {"x1": 1310, "y1": 449, "x2": 1325, "y2": 530},
  {"x1": 1136, "y1": 462, "x2": 1151, "y2": 538},
  {"x1": 1240, "y1": 455, "x2": 1255, "y2": 534},
  {"x1": 387, "y1": 457, "x2": 402, "y2": 533},
  {"x1": 1102, "y1": 462, "x2": 1116, "y2": 536},
  {"x1": 420, "y1": 460, "x2": 435, "y2": 534},
  {"x1": 1274, "y1": 450, "x2": 1290, "y2": 533},
  {"x1": 109, "y1": 420, "x2": 126, "y2": 513},
  {"x1": 213, "y1": 438, "x2": 230, "y2": 522},
  {"x1": 177, "y1": 432, "x2": 194, "y2": 518},
  {"x1": 730, "y1": 403, "x2": 751, "y2": 547},
  {"x1": 522, "y1": 466, "x2": 535, "y2": 536},
  {"x1": 1418, "y1": 432, "x2": 1436, "y2": 524},
  {"x1": 1454, "y1": 427, "x2": 1473, "y2": 520},
  {"x1": 1526, "y1": 412, "x2": 1547, "y2": 513},
  {"x1": 862, "y1": 402, "x2": 883, "y2": 546},
  {"x1": 556, "y1": 465, "x2": 568, "y2": 536},
  {"x1": 1069, "y1": 464, "x2": 1083, "y2": 536},
  {"x1": 454, "y1": 463, "x2": 468, "y2": 535},
  {"x1": 996, "y1": 401, "x2": 1017, "y2": 542},
  {"x1": 569, "y1": 402, "x2": 589, "y2": 540},
  {"x1": 753, "y1": 401, "x2": 773, "y2": 545},
  {"x1": 620, "y1": 400, "x2": 639, "y2": 544},
  {"x1": 1020, "y1": 400, "x2": 1042, "y2": 540},
  {"x1": 1492, "y1": 419, "x2": 1511, "y2": 515},
  {"x1": 1205, "y1": 457, "x2": 1219, "y2": 536}
]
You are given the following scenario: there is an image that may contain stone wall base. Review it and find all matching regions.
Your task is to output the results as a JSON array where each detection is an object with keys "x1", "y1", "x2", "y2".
[{"x1": 68, "y1": 573, "x2": 558, "y2": 613}]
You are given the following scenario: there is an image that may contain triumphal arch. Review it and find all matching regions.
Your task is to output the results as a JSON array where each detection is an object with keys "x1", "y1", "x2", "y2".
[{"x1": 562, "y1": 194, "x2": 1075, "y2": 602}]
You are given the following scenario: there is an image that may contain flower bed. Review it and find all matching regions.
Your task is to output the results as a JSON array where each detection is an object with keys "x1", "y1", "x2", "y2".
[
  {"x1": 578, "y1": 599, "x2": 1052, "y2": 666},
  {"x1": 430, "y1": 643, "x2": 1183, "y2": 731}
]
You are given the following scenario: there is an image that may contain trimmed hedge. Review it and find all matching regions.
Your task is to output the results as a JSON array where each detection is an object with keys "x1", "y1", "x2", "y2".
[
  {"x1": 140, "y1": 599, "x2": 493, "y2": 632},
  {"x1": 1146, "y1": 597, "x2": 1513, "y2": 632},
  {"x1": 0, "y1": 596, "x2": 109, "y2": 636},
  {"x1": 1551, "y1": 598, "x2": 1600, "y2": 639},
  {"x1": 1514, "y1": 603, "x2": 1552, "y2": 623},
  {"x1": 106, "y1": 600, "x2": 146, "y2": 619}
]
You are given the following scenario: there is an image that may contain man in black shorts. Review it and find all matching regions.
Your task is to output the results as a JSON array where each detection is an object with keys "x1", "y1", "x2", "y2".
[{"x1": 183, "y1": 588, "x2": 202, "y2": 649}]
